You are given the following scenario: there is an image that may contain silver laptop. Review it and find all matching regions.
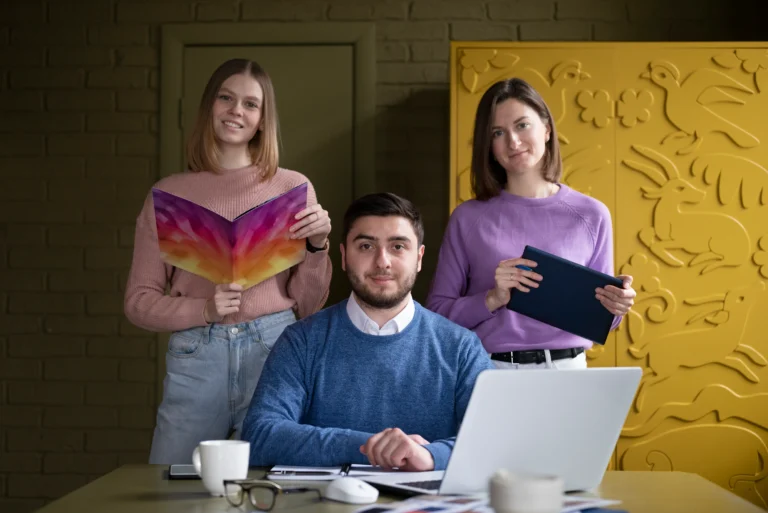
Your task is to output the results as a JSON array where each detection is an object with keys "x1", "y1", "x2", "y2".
[{"x1": 362, "y1": 367, "x2": 641, "y2": 496}]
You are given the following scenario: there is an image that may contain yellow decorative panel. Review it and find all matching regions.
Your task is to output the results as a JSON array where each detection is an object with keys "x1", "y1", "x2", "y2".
[{"x1": 450, "y1": 42, "x2": 768, "y2": 508}]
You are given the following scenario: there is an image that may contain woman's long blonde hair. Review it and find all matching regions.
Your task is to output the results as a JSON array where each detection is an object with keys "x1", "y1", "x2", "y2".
[{"x1": 186, "y1": 59, "x2": 279, "y2": 179}]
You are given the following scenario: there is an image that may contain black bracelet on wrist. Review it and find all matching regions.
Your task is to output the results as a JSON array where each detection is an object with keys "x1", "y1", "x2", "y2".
[{"x1": 306, "y1": 239, "x2": 329, "y2": 253}]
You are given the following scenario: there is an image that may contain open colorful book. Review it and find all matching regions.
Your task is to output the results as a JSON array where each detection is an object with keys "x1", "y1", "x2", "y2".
[{"x1": 152, "y1": 182, "x2": 308, "y2": 289}]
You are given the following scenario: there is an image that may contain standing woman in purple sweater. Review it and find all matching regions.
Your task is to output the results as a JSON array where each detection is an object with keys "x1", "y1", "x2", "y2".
[{"x1": 427, "y1": 78, "x2": 636, "y2": 370}]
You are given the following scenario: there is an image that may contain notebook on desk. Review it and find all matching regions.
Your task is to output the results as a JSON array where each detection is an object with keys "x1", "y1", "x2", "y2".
[
  {"x1": 506, "y1": 245, "x2": 623, "y2": 344},
  {"x1": 361, "y1": 367, "x2": 641, "y2": 496}
]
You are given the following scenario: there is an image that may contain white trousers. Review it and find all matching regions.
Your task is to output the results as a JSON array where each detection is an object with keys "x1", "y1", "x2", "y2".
[{"x1": 491, "y1": 350, "x2": 588, "y2": 370}]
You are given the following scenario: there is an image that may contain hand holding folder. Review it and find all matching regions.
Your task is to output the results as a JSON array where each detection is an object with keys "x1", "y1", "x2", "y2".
[
  {"x1": 506, "y1": 246, "x2": 624, "y2": 344},
  {"x1": 485, "y1": 257, "x2": 543, "y2": 312}
]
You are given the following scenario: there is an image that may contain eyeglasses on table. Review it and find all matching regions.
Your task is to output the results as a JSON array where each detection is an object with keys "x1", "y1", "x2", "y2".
[{"x1": 222, "y1": 479, "x2": 322, "y2": 510}]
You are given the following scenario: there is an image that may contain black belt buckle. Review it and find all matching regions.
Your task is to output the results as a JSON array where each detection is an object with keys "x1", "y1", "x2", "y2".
[
  {"x1": 491, "y1": 347, "x2": 584, "y2": 365},
  {"x1": 552, "y1": 347, "x2": 584, "y2": 361},
  {"x1": 515, "y1": 350, "x2": 545, "y2": 365},
  {"x1": 490, "y1": 350, "x2": 545, "y2": 364},
  {"x1": 490, "y1": 352, "x2": 513, "y2": 363}
]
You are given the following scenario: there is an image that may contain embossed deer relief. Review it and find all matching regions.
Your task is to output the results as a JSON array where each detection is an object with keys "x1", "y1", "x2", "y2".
[
  {"x1": 619, "y1": 425, "x2": 768, "y2": 509},
  {"x1": 629, "y1": 281, "x2": 767, "y2": 412},
  {"x1": 622, "y1": 384, "x2": 768, "y2": 439},
  {"x1": 623, "y1": 145, "x2": 751, "y2": 274}
]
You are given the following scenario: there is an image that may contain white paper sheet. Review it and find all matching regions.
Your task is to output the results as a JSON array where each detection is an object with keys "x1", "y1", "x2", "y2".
[
  {"x1": 351, "y1": 494, "x2": 621, "y2": 513},
  {"x1": 267, "y1": 465, "x2": 400, "y2": 481}
]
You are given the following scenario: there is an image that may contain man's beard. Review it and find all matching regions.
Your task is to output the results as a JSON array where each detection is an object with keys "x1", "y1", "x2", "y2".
[{"x1": 347, "y1": 266, "x2": 418, "y2": 310}]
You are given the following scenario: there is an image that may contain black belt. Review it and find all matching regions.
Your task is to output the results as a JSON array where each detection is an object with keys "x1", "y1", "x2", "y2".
[{"x1": 490, "y1": 347, "x2": 585, "y2": 365}]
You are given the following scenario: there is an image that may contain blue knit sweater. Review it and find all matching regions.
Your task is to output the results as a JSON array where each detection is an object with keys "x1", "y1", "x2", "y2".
[{"x1": 241, "y1": 300, "x2": 494, "y2": 470}]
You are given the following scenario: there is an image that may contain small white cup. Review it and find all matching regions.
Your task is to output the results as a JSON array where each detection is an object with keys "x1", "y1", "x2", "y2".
[
  {"x1": 489, "y1": 469, "x2": 563, "y2": 513},
  {"x1": 192, "y1": 440, "x2": 250, "y2": 496}
]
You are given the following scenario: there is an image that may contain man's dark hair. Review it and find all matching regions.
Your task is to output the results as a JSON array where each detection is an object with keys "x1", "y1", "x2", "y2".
[{"x1": 342, "y1": 192, "x2": 424, "y2": 246}]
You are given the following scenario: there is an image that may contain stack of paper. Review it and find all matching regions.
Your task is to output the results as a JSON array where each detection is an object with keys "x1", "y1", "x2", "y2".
[{"x1": 352, "y1": 494, "x2": 622, "y2": 513}]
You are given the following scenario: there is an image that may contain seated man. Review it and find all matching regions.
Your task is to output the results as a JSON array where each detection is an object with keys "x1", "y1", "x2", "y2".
[{"x1": 241, "y1": 193, "x2": 493, "y2": 471}]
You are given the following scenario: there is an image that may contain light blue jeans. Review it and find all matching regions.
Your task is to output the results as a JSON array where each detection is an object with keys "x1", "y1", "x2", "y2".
[{"x1": 148, "y1": 309, "x2": 296, "y2": 464}]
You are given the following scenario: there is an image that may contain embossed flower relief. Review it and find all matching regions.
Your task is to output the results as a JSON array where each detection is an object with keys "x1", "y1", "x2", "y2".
[
  {"x1": 618, "y1": 253, "x2": 675, "y2": 344},
  {"x1": 713, "y1": 48, "x2": 768, "y2": 73},
  {"x1": 712, "y1": 48, "x2": 768, "y2": 92},
  {"x1": 616, "y1": 89, "x2": 653, "y2": 128},
  {"x1": 736, "y1": 49, "x2": 768, "y2": 73},
  {"x1": 621, "y1": 253, "x2": 661, "y2": 294},
  {"x1": 461, "y1": 49, "x2": 497, "y2": 74},
  {"x1": 459, "y1": 49, "x2": 520, "y2": 94},
  {"x1": 576, "y1": 89, "x2": 612, "y2": 128},
  {"x1": 754, "y1": 236, "x2": 768, "y2": 279},
  {"x1": 592, "y1": 253, "x2": 667, "y2": 360}
]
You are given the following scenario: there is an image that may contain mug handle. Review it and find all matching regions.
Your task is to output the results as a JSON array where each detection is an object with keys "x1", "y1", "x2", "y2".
[{"x1": 192, "y1": 446, "x2": 202, "y2": 476}]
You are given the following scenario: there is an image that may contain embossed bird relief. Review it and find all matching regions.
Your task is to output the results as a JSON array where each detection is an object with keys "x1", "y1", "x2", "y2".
[
  {"x1": 641, "y1": 60, "x2": 759, "y2": 155},
  {"x1": 628, "y1": 281, "x2": 767, "y2": 412},
  {"x1": 623, "y1": 145, "x2": 751, "y2": 274}
]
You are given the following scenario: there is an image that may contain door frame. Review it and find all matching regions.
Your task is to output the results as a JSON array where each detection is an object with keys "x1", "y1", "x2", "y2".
[{"x1": 156, "y1": 22, "x2": 376, "y2": 403}]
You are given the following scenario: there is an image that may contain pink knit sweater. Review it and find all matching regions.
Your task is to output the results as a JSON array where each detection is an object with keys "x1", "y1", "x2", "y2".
[{"x1": 124, "y1": 165, "x2": 332, "y2": 332}]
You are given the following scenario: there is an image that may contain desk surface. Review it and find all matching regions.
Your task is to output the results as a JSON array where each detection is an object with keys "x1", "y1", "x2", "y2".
[{"x1": 36, "y1": 465, "x2": 763, "y2": 513}]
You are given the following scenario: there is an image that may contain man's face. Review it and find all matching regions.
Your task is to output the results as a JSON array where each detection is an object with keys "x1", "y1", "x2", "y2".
[{"x1": 341, "y1": 215, "x2": 424, "y2": 309}]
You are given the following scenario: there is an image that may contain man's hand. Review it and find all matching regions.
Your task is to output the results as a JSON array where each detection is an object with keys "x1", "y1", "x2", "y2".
[
  {"x1": 359, "y1": 428, "x2": 434, "y2": 471},
  {"x1": 407, "y1": 434, "x2": 429, "y2": 445}
]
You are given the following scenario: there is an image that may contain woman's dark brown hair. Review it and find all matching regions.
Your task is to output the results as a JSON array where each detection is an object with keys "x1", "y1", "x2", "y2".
[
  {"x1": 186, "y1": 59, "x2": 279, "y2": 178},
  {"x1": 470, "y1": 78, "x2": 562, "y2": 201}
]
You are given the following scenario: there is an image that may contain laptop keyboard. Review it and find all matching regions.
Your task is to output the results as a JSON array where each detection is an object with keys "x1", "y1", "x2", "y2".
[{"x1": 399, "y1": 479, "x2": 442, "y2": 491}]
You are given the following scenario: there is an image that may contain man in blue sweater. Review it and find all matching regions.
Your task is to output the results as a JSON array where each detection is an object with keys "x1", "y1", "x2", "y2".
[{"x1": 241, "y1": 193, "x2": 494, "y2": 471}]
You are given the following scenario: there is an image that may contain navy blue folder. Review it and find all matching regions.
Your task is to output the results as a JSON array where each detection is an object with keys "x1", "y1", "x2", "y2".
[{"x1": 506, "y1": 245, "x2": 623, "y2": 344}]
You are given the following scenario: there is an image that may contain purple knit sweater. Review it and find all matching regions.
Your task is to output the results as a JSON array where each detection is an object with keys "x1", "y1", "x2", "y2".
[{"x1": 427, "y1": 184, "x2": 620, "y2": 353}]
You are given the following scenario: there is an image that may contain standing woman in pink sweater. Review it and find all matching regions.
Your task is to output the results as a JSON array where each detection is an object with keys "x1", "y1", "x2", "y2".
[{"x1": 124, "y1": 59, "x2": 332, "y2": 464}]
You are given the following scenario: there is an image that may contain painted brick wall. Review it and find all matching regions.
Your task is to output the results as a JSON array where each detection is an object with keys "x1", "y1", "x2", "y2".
[{"x1": 0, "y1": 1, "x2": 760, "y2": 511}]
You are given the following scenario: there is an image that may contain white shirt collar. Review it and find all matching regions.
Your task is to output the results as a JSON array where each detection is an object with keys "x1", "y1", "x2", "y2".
[{"x1": 346, "y1": 292, "x2": 415, "y2": 336}]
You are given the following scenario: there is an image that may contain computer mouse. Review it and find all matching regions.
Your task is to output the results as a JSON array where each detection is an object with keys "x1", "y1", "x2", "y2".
[{"x1": 323, "y1": 477, "x2": 379, "y2": 504}]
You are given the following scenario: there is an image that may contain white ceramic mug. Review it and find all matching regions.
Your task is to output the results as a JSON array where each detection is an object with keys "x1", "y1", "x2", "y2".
[
  {"x1": 489, "y1": 469, "x2": 563, "y2": 513},
  {"x1": 192, "y1": 440, "x2": 250, "y2": 496}
]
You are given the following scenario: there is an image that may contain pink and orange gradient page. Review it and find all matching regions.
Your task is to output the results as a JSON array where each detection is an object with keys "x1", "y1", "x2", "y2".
[{"x1": 152, "y1": 183, "x2": 308, "y2": 289}]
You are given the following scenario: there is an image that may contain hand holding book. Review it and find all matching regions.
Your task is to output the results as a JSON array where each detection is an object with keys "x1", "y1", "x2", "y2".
[
  {"x1": 204, "y1": 283, "x2": 244, "y2": 323},
  {"x1": 290, "y1": 203, "x2": 331, "y2": 250}
]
